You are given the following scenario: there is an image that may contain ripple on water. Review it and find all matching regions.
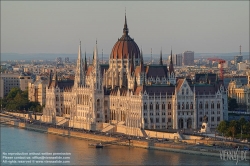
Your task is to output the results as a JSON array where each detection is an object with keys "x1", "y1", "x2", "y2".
[{"x1": 1, "y1": 125, "x2": 249, "y2": 166}]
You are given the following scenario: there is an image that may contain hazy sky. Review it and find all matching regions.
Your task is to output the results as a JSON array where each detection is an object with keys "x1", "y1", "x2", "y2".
[{"x1": 1, "y1": 1, "x2": 249, "y2": 55}]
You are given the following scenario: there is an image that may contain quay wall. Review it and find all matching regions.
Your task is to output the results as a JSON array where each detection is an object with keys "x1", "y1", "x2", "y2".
[{"x1": 1, "y1": 117, "x2": 250, "y2": 160}]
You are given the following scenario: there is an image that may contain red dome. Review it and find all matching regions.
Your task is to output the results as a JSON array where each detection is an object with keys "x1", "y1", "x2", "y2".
[{"x1": 110, "y1": 15, "x2": 140, "y2": 60}]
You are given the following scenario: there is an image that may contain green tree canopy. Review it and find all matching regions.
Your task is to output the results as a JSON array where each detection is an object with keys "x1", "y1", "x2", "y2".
[
  {"x1": 217, "y1": 120, "x2": 228, "y2": 135},
  {"x1": 3, "y1": 87, "x2": 42, "y2": 112}
]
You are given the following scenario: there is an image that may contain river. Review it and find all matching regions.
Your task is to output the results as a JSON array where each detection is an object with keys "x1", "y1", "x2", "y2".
[{"x1": 1, "y1": 125, "x2": 248, "y2": 166}]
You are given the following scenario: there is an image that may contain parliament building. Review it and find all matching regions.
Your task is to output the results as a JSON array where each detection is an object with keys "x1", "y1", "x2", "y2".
[{"x1": 43, "y1": 15, "x2": 228, "y2": 132}]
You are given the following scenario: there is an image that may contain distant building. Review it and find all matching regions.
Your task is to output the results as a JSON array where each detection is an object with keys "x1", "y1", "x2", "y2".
[
  {"x1": 28, "y1": 77, "x2": 49, "y2": 106},
  {"x1": 228, "y1": 71, "x2": 250, "y2": 112},
  {"x1": 176, "y1": 54, "x2": 182, "y2": 66},
  {"x1": 237, "y1": 62, "x2": 247, "y2": 70},
  {"x1": 19, "y1": 73, "x2": 33, "y2": 91},
  {"x1": 218, "y1": 61, "x2": 228, "y2": 69},
  {"x1": 183, "y1": 51, "x2": 194, "y2": 66},
  {"x1": 0, "y1": 73, "x2": 32, "y2": 98},
  {"x1": 65, "y1": 57, "x2": 70, "y2": 63},
  {"x1": 234, "y1": 56, "x2": 243, "y2": 65},
  {"x1": 56, "y1": 57, "x2": 63, "y2": 64}
]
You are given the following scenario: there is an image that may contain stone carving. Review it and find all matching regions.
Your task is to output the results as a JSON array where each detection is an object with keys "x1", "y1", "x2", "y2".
[{"x1": 203, "y1": 115, "x2": 208, "y2": 123}]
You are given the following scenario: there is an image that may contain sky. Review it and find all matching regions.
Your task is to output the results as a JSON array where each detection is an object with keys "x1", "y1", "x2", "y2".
[{"x1": 1, "y1": 1, "x2": 249, "y2": 55}]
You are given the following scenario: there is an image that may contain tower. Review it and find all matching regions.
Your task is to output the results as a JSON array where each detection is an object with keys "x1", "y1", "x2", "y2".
[
  {"x1": 137, "y1": 49, "x2": 145, "y2": 85},
  {"x1": 159, "y1": 48, "x2": 163, "y2": 65},
  {"x1": 92, "y1": 40, "x2": 101, "y2": 90},
  {"x1": 74, "y1": 41, "x2": 84, "y2": 87},
  {"x1": 169, "y1": 48, "x2": 174, "y2": 74},
  {"x1": 168, "y1": 48, "x2": 176, "y2": 85}
]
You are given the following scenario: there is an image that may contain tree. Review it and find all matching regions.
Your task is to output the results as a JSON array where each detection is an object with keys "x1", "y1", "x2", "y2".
[
  {"x1": 228, "y1": 120, "x2": 238, "y2": 139},
  {"x1": 217, "y1": 120, "x2": 228, "y2": 136},
  {"x1": 239, "y1": 117, "x2": 247, "y2": 134},
  {"x1": 6, "y1": 87, "x2": 22, "y2": 100},
  {"x1": 228, "y1": 97, "x2": 238, "y2": 111},
  {"x1": 4, "y1": 87, "x2": 41, "y2": 112}
]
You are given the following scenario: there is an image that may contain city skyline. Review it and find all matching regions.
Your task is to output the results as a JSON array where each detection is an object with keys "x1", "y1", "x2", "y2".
[{"x1": 1, "y1": 1, "x2": 249, "y2": 54}]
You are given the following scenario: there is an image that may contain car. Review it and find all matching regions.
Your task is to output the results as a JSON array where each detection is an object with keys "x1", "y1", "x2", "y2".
[{"x1": 243, "y1": 147, "x2": 250, "y2": 151}]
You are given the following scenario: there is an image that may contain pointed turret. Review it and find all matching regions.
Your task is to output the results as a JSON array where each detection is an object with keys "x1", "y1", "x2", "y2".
[
  {"x1": 48, "y1": 70, "x2": 53, "y2": 87},
  {"x1": 84, "y1": 51, "x2": 88, "y2": 72},
  {"x1": 140, "y1": 48, "x2": 144, "y2": 73},
  {"x1": 169, "y1": 47, "x2": 174, "y2": 74},
  {"x1": 93, "y1": 40, "x2": 99, "y2": 65},
  {"x1": 74, "y1": 41, "x2": 84, "y2": 87},
  {"x1": 159, "y1": 48, "x2": 163, "y2": 65},
  {"x1": 52, "y1": 71, "x2": 58, "y2": 87}
]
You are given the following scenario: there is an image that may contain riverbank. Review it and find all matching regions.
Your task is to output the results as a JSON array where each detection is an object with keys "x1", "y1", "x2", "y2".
[{"x1": 1, "y1": 113, "x2": 249, "y2": 160}]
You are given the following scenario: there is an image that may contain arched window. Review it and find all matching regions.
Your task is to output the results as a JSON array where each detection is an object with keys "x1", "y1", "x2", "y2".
[
  {"x1": 211, "y1": 102, "x2": 214, "y2": 109},
  {"x1": 156, "y1": 103, "x2": 159, "y2": 110},
  {"x1": 168, "y1": 102, "x2": 171, "y2": 109},
  {"x1": 182, "y1": 89, "x2": 184, "y2": 95},
  {"x1": 186, "y1": 89, "x2": 189, "y2": 95},
  {"x1": 190, "y1": 102, "x2": 193, "y2": 109},
  {"x1": 150, "y1": 103, "x2": 153, "y2": 110},
  {"x1": 205, "y1": 102, "x2": 208, "y2": 109},
  {"x1": 97, "y1": 99, "x2": 100, "y2": 107},
  {"x1": 162, "y1": 102, "x2": 165, "y2": 110},
  {"x1": 186, "y1": 102, "x2": 189, "y2": 109},
  {"x1": 217, "y1": 102, "x2": 220, "y2": 109},
  {"x1": 144, "y1": 103, "x2": 147, "y2": 110},
  {"x1": 178, "y1": 102, "x2": 180, "y2": 109},
  {"x1": 182, "y1": 102, "x2": 185, "y2": 109},
  {"x1": 199, "y1": 102, "x2": 203, "y2": 109}
]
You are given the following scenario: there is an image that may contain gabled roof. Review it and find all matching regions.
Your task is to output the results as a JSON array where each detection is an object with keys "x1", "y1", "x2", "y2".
[
  {"x1": 144, "y1": 85, "x2": 175, "y2": 95},
  {"x1": 176, "y1": 79, "x2": 185, "y2": 92},
  {"x1": 48, "y1": 80, "x2": 74, "y2": 89},
  {"x1": 145, "y1": 65, "x2": 168, "y2": 78}
]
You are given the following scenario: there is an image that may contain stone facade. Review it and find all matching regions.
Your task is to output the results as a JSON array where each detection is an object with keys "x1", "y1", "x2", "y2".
[
  {"x1": 228, "y1": 70, "x2": 250, "y2": 112},
  {"x1": 42, "y1": 15, "x2": 228, "y2": 131}
]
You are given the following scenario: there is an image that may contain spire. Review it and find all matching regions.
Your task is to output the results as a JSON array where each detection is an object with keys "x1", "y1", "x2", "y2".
[
  {"x1": 48, "y1": 70, "x2": 52, "y2": 86},
  {"x1": 169, "y1": 47, "x2": 175, "y2": 74},
  {"x1": 140, "y1": 48, "x2": 144, "y2": 72},
  {"x1": 94, "y1": 40, "x2": 98, "y2": 61},
  {"x1": 151, "y1": 48, "x2": 152, "y2": 64},
  {"x1": 84, "y1": 51, "x2": 88, "y2": 71},
  {"x1": 102, "y1": 49, "x2": 103, "y2": 64},
  {"x1": 123, "y1": 12, "x2": 129, "y2": 35},
  {"x1": 78, "y1": 41, "x2": 82, "y2": 60},
  {"x1": 159, "y1": 48, "x2": 163, "y2": 65},
  {"x1": 170, "y1": 47, "x2": 173, "y2": 65},
  {"x1": 74, "y1": 41, "x2": 84, "y2": 87},
  {"x1": 52, "y1": 71, "x2": 58, "y2": 87}
]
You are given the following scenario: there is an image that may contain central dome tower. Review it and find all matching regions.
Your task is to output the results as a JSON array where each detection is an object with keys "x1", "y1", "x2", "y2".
[{"x1": 110, "y1": 14, "x2": 140, "y2": 61}]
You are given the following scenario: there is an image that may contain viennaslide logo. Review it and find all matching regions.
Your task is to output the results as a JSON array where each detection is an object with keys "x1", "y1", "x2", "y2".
[{"x1": 220, "y1": 146, "x2": 248, "y2": 165}]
